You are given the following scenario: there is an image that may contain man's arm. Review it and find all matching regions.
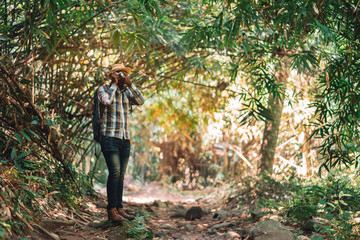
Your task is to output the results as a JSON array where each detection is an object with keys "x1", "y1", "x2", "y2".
[
  {"x1": 98, "y1": 84, "x2": 118, "y2": 106},
  {"x1": 121, "y1": 76, "x2": 144, "y2": 105},
  {"x1": 126, "y1": 83, "x2": 145, "y2": 106}
]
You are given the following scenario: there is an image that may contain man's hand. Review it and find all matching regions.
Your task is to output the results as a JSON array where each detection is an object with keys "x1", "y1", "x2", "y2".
[
  {"x1": 123, "y1": 76, "x2": 132, "y2": 86},
  {"x1": 110, "y1": 72, "x2": 119, "y2": 85}
]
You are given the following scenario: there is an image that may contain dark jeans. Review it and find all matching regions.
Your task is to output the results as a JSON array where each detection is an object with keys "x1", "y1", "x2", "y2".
[{"x1": 101, "y1": 136, "x2": 130, "y2": 210}]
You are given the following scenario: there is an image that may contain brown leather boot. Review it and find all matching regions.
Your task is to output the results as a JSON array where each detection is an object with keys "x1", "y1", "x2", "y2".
[
  {"x1": 107, "y1": 207, "x2": 124, "y2": 222},
  {"x1": 117, "y1": 208, "x2": 135, "y2": 220}
]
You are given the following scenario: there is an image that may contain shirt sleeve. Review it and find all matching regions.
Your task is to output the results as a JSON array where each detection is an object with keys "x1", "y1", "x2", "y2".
[
  {"x1": 126, "y1": 83, "x2": 145, "y2": 106},
  {"x1": 98, "y1": 83, "x2": 118, "y2": 106}
]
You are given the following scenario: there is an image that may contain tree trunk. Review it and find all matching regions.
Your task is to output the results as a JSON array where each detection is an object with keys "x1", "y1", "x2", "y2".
[{"x1": 258, "y1": 67, "x2": 288, "y2": 175}]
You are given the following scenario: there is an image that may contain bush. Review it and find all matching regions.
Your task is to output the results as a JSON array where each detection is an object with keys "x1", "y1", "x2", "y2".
[{"x1": 285, "y1": 171, "x2": 360, "y2": 238}]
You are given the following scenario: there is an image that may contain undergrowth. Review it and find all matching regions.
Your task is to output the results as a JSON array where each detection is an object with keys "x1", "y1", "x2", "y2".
[
  {"x1": 125, "y1": 216, "x2": 153, "y2": 239},
  {"x1": 0, "y1": 160, "x2": 95, "y2": 238},
  {"x1": 237, "y1": 170, "x2": 360, "y2": 239},
  {"x1": 284, "y1": 171, "x2": 360, "y2": 239}
]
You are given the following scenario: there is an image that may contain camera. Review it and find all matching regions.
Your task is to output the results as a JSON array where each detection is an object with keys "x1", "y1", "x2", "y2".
[{"x1": 117, "y1": 71, "x2": 126, "y2": 78}]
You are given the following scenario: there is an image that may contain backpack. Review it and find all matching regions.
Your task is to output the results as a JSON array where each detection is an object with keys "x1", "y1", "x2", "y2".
[{"x1": 92, "y1": 87, "x2": 105, "y2": 143}]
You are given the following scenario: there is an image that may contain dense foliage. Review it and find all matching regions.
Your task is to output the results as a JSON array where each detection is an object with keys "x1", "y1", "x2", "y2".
[
  {"x1": 182, "y1": 0, "x2": 360, "y2": 173},
  {"x1": 0, "y1": 0, "x2": 359, "y2": 237}
]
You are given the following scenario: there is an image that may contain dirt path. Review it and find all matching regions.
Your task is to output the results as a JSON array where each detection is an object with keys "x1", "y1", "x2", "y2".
[
  {"x1": 21, "y1": 182, "x2": 318, "y2": 240},
  {"x1": 22, "y1": 182, "x2": 254, "y2": 239}
]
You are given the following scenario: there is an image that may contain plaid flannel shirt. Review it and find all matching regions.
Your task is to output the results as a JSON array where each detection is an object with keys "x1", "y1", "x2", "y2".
[{"x1": 98, "y1": 83, "x2": 144, "y2": 139}]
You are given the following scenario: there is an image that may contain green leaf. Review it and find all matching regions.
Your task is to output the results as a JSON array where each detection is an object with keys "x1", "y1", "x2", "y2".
[
  {"x1": 0, "y1": 35, "x2": 10, "y2": 41},
  {"x1": 45, "y1": 118, "x2": 56, "y2": 126},
  {"x1": 28, "y1": 129, "x2": 40, "y2": 139},
  {"x1": 0, "y1": 221, "x2": 11, "y2": 231},
  {"x1": 14, "y1": 133, "x2": 22, "y2": 144},
  {"x1": 16, "y1": 149, "x2": 31, "y2": 161},
  {"x1": 31, "y1": 117, "x2": 39, "y2": 125},
  {"x1": 21, "y1": 131, "x2": 31, "y2": 141},
  {"x1": 55, "y1": 0, "x2": 67, "y2": 9},
  {"x1": 11, "y1": 148, "x2": 16, "y2": 160},
  {"x1": 111, "y1": 29, "x2": 121, "y2": 48},
  {"x1": 22, "y1": 189, "x2": 36, "y2": 200},
  {"x1": 58, "y1": 29, "x2": 69, "y2": 44},
  {"x1": 26, "y1": 176, "x2": 48, "y2": 184},
  {"x1": 339, "y1": 191, "x2": 352, "y2": 198},
  {"x1": 13, "y1": 159, "x2": 24, "y2": 172}
]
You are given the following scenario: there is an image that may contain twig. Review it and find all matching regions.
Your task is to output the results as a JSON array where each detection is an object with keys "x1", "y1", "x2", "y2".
[
  {"x1": 250, "y1": 0, "x2": 274, "y2": 32},
  {"x1": 182, "y1": 131, "x2": 196, "y2": 144},
  {"x1": 0, "y1": 66, "x2": 44, "y2": 126},
  {"x1": 28, "y1": 84, "x2": 87, "y2": 107},
  {"x1": 276, "y1": 155, "x2": 306, "y2": 176},
  {"x1": 14, "y1": 212, "x2": 33, "y2": 231},
  {"x1": 173, "y1": 79, "x2": 242, "y2": 95},
  {"x1": 73, "y1": 218, "x2": 88, "y2": 226},
  {"x1": 18, "y1": 200, "x2": 33, "y2": 217},
  {"x1": 42, "y1": 219, "x2": 77, "y2": 226},
  {"x1": 73, "y1": 211, "x2": 91, "y2": 223},
  {"x1": 230, "y1": 145, "x2": 254, "y2": 169},
  {"x1": 276, "y1": 137, "x2": 296, "y2": 149},
  {"x1": 33, "y1": 224, "x2": 60, "y2": 240}
]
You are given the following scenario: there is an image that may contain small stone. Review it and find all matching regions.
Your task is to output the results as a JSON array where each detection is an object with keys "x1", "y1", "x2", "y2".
[
  {"x1": 303, "y1": 220, "x2": 316, "y2": 232},
  {"x1": 161, "y1": 224, "x2": 177, "y2": 230},
  {"x1": 224, "y1": 231, "x2": 241, "y2": 239},
  {"x1": 213, "y1": 209, "x2": 229, "y2": 219},
  {"x1": 208, "y1": 231, "x2": 218, "y2": 235},
  {"x1": 169, "y1": 205, "x2": 187, "y2": 218},
  {"x1": 211, "y1": 222, "x2": 234, "y2": 229},
  {"x1": 168, "y1": 205, "x2": 186, "y2": 212},
  {"x1": 143, "y1": 204, "x2": 155, "y2": 212},
  {"x1": 268, "y1": 215, "x2": 283, "y2": 222},
  {"x1": 152, "y1": 200, "x2": 167, "y2": 208},
  {"x1": 303, "y1": 219, "x2": 324, "y2": 232},
  {"x1": 203, "y1": 208, "x2": 211, "y2": 214},
  {"x1": 231, "y1": 209, "x2": 247, "y2": 218},
  {"x1": 170, "y1": 212, "x2": 186, "y2": 218},
  {"x1": 176, "y1": 237, "x2": 191, "y2": 240},
  {"x1": 249, "y1": 219, "x2": 295, "y2": 240},
  {"x1": 297, "y1": 236, "x2": 311, "y2": 240},
  {"x1": 155, "y1": 231, "x2": 166, "y2": 237},
  {"x1": 178, "y1": 222, "x2": 194, "y2": 231},
  {"x1": 185, "y1": 206, "x2": 203, "y2": 220},
  {"x1": 250, "y1": 209, "x2": 271, "y2": 221}
]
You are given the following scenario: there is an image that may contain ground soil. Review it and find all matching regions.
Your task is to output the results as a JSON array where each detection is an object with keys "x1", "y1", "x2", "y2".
[{"x1": 17, "y1": 182, "x2": 315, "y2": 240}]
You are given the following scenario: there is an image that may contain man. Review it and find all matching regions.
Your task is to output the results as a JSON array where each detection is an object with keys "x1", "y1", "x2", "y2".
[{"x1": 98, "y1": 64, "x2": 144, "y2": 222}]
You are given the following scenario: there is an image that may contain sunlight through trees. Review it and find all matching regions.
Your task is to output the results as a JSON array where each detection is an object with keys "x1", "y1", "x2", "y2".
[{"x1": 0, "y1": 0, "x2": 359, "y2": 238}]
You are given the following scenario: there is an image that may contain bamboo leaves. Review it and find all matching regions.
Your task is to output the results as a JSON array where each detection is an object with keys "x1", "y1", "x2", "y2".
[{"x1": 290, "y1": 51, "x2": 319, "y2": 73}]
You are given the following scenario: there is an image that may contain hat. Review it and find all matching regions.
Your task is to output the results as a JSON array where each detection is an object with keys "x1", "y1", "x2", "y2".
[{"x1": 110, "y1": 64, "x2": 131, "y2": 76}]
